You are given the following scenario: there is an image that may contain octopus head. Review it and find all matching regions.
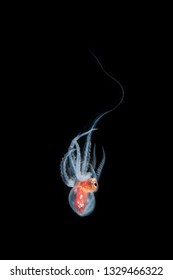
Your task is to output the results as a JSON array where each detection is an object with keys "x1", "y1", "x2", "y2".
[{"x1": 80, "y1": 178, "x2": 98, "y2": 192}]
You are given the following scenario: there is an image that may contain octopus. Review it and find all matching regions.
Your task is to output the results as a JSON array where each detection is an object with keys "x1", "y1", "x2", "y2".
[{"x1": 60, "y1": 50, "x2": 124, "y2": 216}]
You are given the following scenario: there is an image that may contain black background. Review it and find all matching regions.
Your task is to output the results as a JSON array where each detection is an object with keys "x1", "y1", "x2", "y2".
[{"x1": 1, "y1": 3, "x2": 172, "y2": 260}]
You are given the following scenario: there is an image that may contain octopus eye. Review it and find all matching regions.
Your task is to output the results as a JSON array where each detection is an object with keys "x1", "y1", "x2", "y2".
[{"x1": 94, "y1": 182, "x2": 97, "y2": 187}]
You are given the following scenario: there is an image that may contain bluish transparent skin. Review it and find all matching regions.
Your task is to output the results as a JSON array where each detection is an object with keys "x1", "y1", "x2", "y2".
[{"x1": 68, "y1": 186, "x2": 96, "y2": 217}]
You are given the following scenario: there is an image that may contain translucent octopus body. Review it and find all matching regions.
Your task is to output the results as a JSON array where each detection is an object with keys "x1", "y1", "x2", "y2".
[{"x1": 60, "y1": 51, "x2": 124, "y2": 217}]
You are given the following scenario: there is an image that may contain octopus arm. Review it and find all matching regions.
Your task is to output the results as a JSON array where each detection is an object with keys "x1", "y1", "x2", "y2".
[
  {"x1": 68, "y1": 148, "x2": 76, "y2": 177},
  {"x1": 60, "y1": 148, "x2": 76, "y2": 187},
  {"x1": 82, "y1": 109, "x2": 115, "y2": 174},
  {"x1": 73, "y1": 138, "x2": 82, "y2": 180},
  {"x1": 96, "y1": 146, "x2": 106, "y2": 180},
  {"x1": 89, "y1": 163, "x2": 97, "y2": 179},
  {"x1": 92, "y1": 144, "x2": 97, "y2": 169}
]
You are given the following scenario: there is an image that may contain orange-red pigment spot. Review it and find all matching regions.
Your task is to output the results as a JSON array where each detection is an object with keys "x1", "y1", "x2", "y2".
[{"x1": 74, "y1": 187, "x2": 88, "y2": 213}]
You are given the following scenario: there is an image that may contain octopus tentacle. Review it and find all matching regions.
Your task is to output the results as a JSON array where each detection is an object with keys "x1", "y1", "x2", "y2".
[{"x1": 96, "y1": 146, "x2": 106, "y2": 180}]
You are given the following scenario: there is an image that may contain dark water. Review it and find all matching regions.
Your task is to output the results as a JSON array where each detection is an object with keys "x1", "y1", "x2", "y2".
[{"x1": 1, "y1": 7, "x2": 172, "y2": 260}]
